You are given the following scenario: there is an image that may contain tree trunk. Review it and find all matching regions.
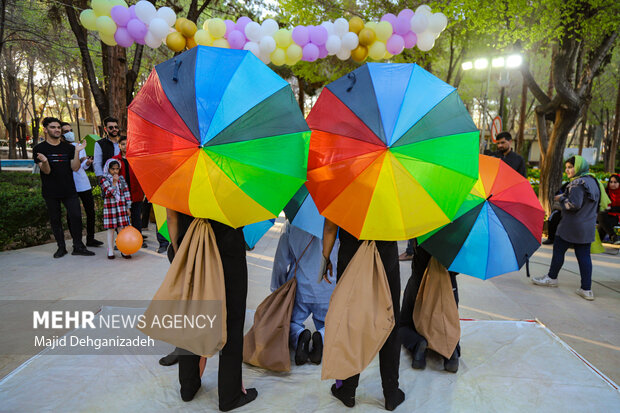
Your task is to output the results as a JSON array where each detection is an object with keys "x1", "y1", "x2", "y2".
[
  {"x1": 578, "y1": 108, "x2": 588, "y2": 154},
  {"x1": 609, "y1": 76, "x2": 620, "y2": 172},
  {"x1": 104, "y1": 45, "x2": 128, "y2": 129},
  {"x1": 517, "y1": 78, "x2": 527, "y2": 155},
  {"x1": 81, "y1": 62, "x2": 94, "y2": 125},
  {"x1": 296, "y1": 75, "x2": 305, "y2": 114}
]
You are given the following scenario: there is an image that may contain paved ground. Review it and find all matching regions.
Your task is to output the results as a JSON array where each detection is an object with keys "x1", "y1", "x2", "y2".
[{"x1": 1, "y1": 218, "x2": 619, "y2": 385}]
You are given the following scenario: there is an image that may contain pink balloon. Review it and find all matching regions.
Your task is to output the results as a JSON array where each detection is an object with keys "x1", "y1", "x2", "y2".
[
  {"x1": 318, "y1": 44, "x2": 328, "y2": 59},
  {"x1": 398, "y1": 8, "x2": 414, "y2": 19},
  {"x1": 127, "y1": 18, "x2": 147, "y2": 42},
  {"x1": 309, "y1": 25, "x2": 328, "y2": 46},
  {"x1": 302, "y1": 43, "x2": 319, "y2": 62},
  {"x1": 128, "y1": 5, "x2": 137, "y2": 20},
  {"x1": 228, "y1": 30, "x2": 246, "y2": 49},
  {"x1": 292, "y1": 25, "x2": 309, "y2": 46},
  {"x1": 114, "y1": 27, "x2": 134, "y2": 47},
  {"x1": 224, "y1": 19, "x2": 236, "y2": 38},
  {"x1": 381, "y1": 13, "x2": 397, "y2": 25},
  {"x1": 111, "y1": 5, "x2": 130, "y2": 27},
  {"x1": 386, "y1": 34, "x2": 405, "y2": 55},
  {"x1": 403, "y1": 31, "x2": 417, "y2": 48},
  {"x1": 394, "y1": 14, "x2": 411, "y2": 35},
  {"x1": 236, "y1": 16, "x2": 251, "y2": 33}
]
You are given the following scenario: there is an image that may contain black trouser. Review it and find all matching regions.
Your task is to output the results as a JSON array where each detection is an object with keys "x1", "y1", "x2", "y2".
[
  {"x1": 399, "y1": 244, "x2": 459, "y2": 356},
  {"x1": 336, "y1": 230, "x2": 401, "y2": 397},
  {"x1": 597, "y1": 211, "x2": 619, "y2": 241},
  {"x1": 547, "y1": 210, "x2": 562, "y2": 242},
  {"x1": 130, "y1": 200, "x2": 143, "y2": 233},
  {"x1": 178, "y1": 220, "x2": 248, "y2": 410},
  {"x1": 141, "y1": 200, "x2": 152, "y2": 229},
  {"x1": 44, "y1": 195, "x2": 84, "y2": 250},
  {"x1": 67, "y1": 190, "x2": 96, "y2": 242}
]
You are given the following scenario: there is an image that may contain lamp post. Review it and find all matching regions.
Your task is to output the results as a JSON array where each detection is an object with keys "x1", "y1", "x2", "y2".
[
  {"x1": 70, "y1": 94, "x2": 85, "y2": 142},
  {"x1": 462, "y1": 54, "x2": 522, "y2": 151}
]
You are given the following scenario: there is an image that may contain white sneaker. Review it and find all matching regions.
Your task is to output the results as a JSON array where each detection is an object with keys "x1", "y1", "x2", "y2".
[
  {"x1": 532, "y1": 275, "x2": 558, "y2": 287},
  {"x1": 576, "y1": 288, "x2": 594, "y2": 301}
]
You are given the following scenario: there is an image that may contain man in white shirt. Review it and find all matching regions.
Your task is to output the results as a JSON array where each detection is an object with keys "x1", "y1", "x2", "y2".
[
  {"x1": 93, "y1": 116, "x2": 121, "y2": 180},
  {"x1": 61, "y1": 122, "x2": 103, "y2": 247}
]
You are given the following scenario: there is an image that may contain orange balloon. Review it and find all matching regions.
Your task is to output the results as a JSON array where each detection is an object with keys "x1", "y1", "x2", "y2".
[
  {"x1": 349, "y1": 16, "x2": 364, "y2": 34},
  {"x1": 186, "y1": 36, "x2": 197, "y2": 49},
  {"x1": 358, "y1": 28, "x2": 376, "y2": 46},
  {"x1": 116, "y1": 226, "x2": 143, "y2": 255},
  {"x1": 351, "y1": 45, "x2": 368, "y2": 62}
]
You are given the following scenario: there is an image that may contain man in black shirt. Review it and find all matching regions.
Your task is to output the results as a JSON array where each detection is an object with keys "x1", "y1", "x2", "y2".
[
  {"x1": 494, "y1": 132, "x2": 527, "y2": 177},
  {"x1": 33, "y1": 117, "x2": 95, "y2": 258}
]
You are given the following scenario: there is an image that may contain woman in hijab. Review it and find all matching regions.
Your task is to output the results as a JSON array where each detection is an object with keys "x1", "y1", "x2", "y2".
[{"x1": 597, "y1": 174, "x2": 620, "y2": 244}]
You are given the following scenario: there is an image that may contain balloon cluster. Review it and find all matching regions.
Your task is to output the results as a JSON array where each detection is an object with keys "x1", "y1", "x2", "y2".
[
  {"x1": 80, "y1": 0, "x2": 177, "y2": 48},
  {"x1": 80, "y1": 2, "x2": 448, "y2": 65}
]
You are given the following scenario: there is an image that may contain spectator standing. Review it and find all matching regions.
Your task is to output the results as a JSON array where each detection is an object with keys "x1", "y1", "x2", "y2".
[
  {"x1": 94, "y1": 117, "x2": 121, "y2": 180},
  {"x1": 493, "y1": 132, "x2": 527, "y2": 177},
  {"x1": 33, "y1": 117, "x2": 95, "y2": 258},
  {"x1": 597, "y1": 174, "x2": 620, "y2": 244}
]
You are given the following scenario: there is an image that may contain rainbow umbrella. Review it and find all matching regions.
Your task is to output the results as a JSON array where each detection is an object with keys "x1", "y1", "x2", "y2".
[
  {"x1": 306, "y1": 63, "x2": 479, "y2": 240},
  {"x1": 283, "y1": 184, "x2": 325, "y2": 239},
  {"x1": 153, "y1": 203, "x2": 170, "y2": 241},
  {"x1": 127, "y1": 46, "x2": 310, "y2": 228},
  {"x1": 83, "y1": 134, "x2": 101, "y2": 157},
  {"x1": 419, "y1": 155, "x2": 544, "y2": 279}
]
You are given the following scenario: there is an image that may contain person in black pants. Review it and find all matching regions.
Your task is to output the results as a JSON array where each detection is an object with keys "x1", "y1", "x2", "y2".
[
  {"x1": 166, "y1": 211, "x2": 258, "y2": 411},
  {"x1": 321, "y1": 220, "x2": 404, "y2": 411},
  {"x1": 399, "y1": 240, "x2": 460, "y2": 373},
  {"x1": 33, "y1": 117, "x2": 95, "y2": 258}
]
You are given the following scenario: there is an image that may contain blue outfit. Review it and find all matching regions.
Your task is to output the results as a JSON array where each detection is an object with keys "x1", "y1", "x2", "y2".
[{"x1": 271, "y1": 223, "x2": 338, "y2": 348}]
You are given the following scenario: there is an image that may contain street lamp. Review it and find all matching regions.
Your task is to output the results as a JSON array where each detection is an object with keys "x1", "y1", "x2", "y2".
[{"x1": 70, "y1": 94, "x2": 85, "y2": 142}]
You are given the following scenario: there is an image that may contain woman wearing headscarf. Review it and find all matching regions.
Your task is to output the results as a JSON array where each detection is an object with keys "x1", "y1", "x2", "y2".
[
  {"x1": 532, "y1": 156, "x2": 610, "y2": 300},
  {"x1": 597, "y1": 174, "x2": 620, "y2": 244}
]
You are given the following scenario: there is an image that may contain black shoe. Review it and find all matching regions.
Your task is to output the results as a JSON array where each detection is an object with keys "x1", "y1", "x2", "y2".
[
  {"x1": 157, "y1": 245, "x2": 168, "y2": 254},
  {"x1": 385, "y1": 388, "x2": 405, "y2": 411},
  {"x1": 444, "y1": 350, "x2": 459, "y2": 373},
  {"x1": 180, "y1": 380, "x2": 201, "y2": 402},
  {"x1": 86, "y1": 239, "x2": 103, "y2": 247},
  {"x1": 141, "y1": 242, "x2": 148, "y2": 248},
  {"x1": 295, "y1": 329, "x2": 311, "y2": 365},
  {"x1": 121, "y1": 253, "x2": 132, "y2": 259},
  {"x1": 542, "y1": 238, "x2": 553, "y2": 245},
  {"x1": 72, "y1": 247, "x2": 95, "y2": 256},
  {"x1": 412, "y1": 338, "x2": 427, "y2": 370},
  {"x1": 220, "y1": 388, "x2": 258, "y2": 411},
  {"x1": 309, "y1": 331, "x2": 323, "y2": 364},
  {"x1": 159, "y1": 353, "x2": 179, "y2": 366},
  {"x1": 53, "y1": 247, "x2": 68, "y2": 258},
  {"x1": 331, "y1": 383, "x2": 355, "y2": 408}
]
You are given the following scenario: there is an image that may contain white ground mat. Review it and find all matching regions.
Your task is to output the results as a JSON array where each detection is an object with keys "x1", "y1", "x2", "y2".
[{"x1": 0, "y1": 307, "x2": 618, "y2": 412}]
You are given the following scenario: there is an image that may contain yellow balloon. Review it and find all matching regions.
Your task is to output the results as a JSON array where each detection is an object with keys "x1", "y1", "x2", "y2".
[
  {"x1": 110, "y1": 0, "x2": 128, "y2": 7},
  {"x1": 181, "y1": 20, "x2": 198, "y2": 38},
  {"x1": 213, "y1": 38, "x2": 230, "y2": 48},
  {"x1": 270, "y1": 48, "x2": 286, "y2": 66},
  {"x1": 375, "y1": 21, "x2": 393, "y2": 41},
  {"x1": 194, "y1": 29, "x2": 213, "y2": 46},
  {"x1": 208, "y1": 18, "x2": 226, "y2": 38},
  {"x1": 351, "y1": 45, "x2": 368, "y2": 62},
  {"x1": 92, "y1": 0, "x2": 109, "y2": 16},
  {"x1": 368, "y1": 41, "x2": 386, "y2": 60},
  {"x1": 358, "y1": 28, "x2": 376, "y2": 46},
  {"x1": 365, "y1": 21, "x2": 377, "y2": 32},
  {"x1": 349, "y1": 16, "x2": 364, "y2": 34},
  {"x1": 286, "y1": 43, "x2": 303, "y2": 61},
  {"x1": 96, "y1": 16, "x2": 116, "y2": 36},
  {"x1": 99, "y1": 32, "x2": 117, "y2": 46},
  {"x1": 186, "y1": 37, "x2": 197, "y2": 49},
  {"x1": 80, "y1": 9, "x2": 98, "y2": 31},
  {"x1": 285, "y1": 53, "x2": 300, "y2": 66},
  {"x1": 202, "y1": 19, "x2": 211, "y2": 31},
  {"x1": 166, "y1": 31, "x2": 186, "y2": 52},
  {"x1": 274, "y1": 29, "x2": 292, "y2": 48},
  {"x1": 384, "y1": 51, "x2": 393, "y2": 59},
  {"x1": 175, "y1": 18, "x2": 189, "y2": 32}
]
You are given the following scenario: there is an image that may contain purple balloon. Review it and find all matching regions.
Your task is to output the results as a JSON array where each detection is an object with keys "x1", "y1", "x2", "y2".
[
  {"x1": 403, "y1": 31, "x2": 417, "y2": 48},
  {"x1": 386, "y1": 34, "x2": 405, "y2": 55},
  {"x1": 236, "y1": 16, "x2": 251, "y2": 33},
  {"x1": 309, "y1": 25, "x2": 328, "y2": 46},
  {"x1": 111, "y1": 5, "x2": 130, "y2": 27},
  {"x1": 114, "y1": 27, "x2": 134, "y2": 47},
  {"x1": 394, "y1": 15, "x2": 411, "y2": 35},
  {"x1": 128, "y1": 5, "x2": 137, "y2": 20},
  {"x1": 292, "y1": 25, "x2": 309, "y2": 46},
  {"x1": 228, "y1": 30, "x2": 246, "y2": 49},
  {"x1": 398, "y1": 8, "x2": 414, "y2": 19},
  {"x1": 127, "y1": 18, "x2": 147, "y2": 42},
  {"x1": 318, "y1": 44, "x2": 328, "y2": 59},
  {"x1": 380, "y1": 13, "x2": 397, "y2": 25},
  {"x1": 224, "y1": 19, "x2": 236, "y2": 38},
  {"x1": 302, "y1": 43, "x2": 319, "y2": 62}
]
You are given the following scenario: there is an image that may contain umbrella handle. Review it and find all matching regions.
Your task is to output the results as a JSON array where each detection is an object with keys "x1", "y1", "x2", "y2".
[
  {"x1": 172, "y1": 59, "x2": 183, "y2": 82},
  {"x1": 345, "y1": 72, "x2": 357, "y2": 92}
]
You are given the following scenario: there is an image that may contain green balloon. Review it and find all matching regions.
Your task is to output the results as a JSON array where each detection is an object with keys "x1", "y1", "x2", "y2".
[
  {"x1": 79, "y1": 9, "x2": 98, "y2": 31},
  {"x1": 96, "y1": 16, "x2": 116, "y2": 37}
]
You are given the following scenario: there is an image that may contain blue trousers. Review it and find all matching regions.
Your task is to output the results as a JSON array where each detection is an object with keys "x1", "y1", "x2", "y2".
[
  {"x1": 289, "y1": 300, "x2": 328, "y2": 349},
  {"x1": 548, "y1": 236, "x2": 592, "y2": 290}
]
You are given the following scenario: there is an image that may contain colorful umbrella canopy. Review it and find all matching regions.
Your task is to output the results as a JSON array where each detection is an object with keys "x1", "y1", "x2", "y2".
[
  {"x1": 83, "y1": 134, "x2": 101, "y2": 157},
  {"x1": 306, "y1": 63, "x2": 479, "y2": 241},
  {"x1": 419, "y1": 155, "x2": 544, "y2": 279},
  {"x1": 283, "y1": 184, "x2": 325, "y2": 239},
  {"x1": 127, "y1": 46, "x2": 310, "y2": 228},
  {"x1": 153, "y1": 203, "x2": 170, "y2": 241}
]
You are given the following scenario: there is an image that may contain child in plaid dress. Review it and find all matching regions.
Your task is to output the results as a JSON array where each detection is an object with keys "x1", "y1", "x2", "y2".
[{"x1": 101, "y1": 159, "x2": 132, "y2": 259}]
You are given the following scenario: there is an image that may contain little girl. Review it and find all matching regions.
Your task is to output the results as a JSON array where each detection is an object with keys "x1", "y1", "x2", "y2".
[{"x1": 101, "y1": 159, "x2": 132, "y2": 259}]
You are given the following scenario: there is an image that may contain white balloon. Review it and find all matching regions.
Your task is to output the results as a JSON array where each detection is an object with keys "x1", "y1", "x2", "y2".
[
  {"x1": 259, "y1": 36, "x2": 276, "y2": 54},
  {"x1": 243, "y1": 41, "x2": 260, "y2": 58},
  {"x1": 341, "y1": 32, "x2": 359, "y2": 50},
  {"x1": 428, "y1": 13, "x2": 448, "y2": 33},
  {"x1": 334, "y1": 18, "x2": 349, "y2": 37},
  {"x1": 336, "y1": 48, "x2": 351, "y2": 60},
  {"x1": 245, "y1": 21, "x2": 261, "y2": 42},
  {"x1": 259, "y1": 49, "x2": 271, "y2": 64},
  {"x1": 410, "y1": 13, "x2": 429, "y2": 34},
  {"x1": 260, "y1": 18, "x2": 278, "y2": 36},
  {"x1": 325, "y1": 35, "x2": 342, "y2": 54},
  {"x1": 321, "y1": 21, "x2": 335, "y2": 35},
  {"x1": 417, "y1": 31, "x2": 435, "y2": 51},
  {"x1": 135, "y1": 0, "x2": 156, "y2": 24},
  {"x1": 416, "y1": 5, "x2": 433, "y2": 16},
  {"x1": 148, "y1": 18, "x2": 169, "y2": 39},
  {"x1": 144, "y1": 31, "x2": 162, "y2": 48},
  {"x1": 154, "y1": 6, "x2": 176, "y2": 26}
]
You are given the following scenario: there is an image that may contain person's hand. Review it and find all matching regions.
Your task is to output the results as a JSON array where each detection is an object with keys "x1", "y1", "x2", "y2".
[
  {"x1": 319, "y1": 255, "x2": 333, "y2": 284},
  {"x1": 37, "y1": 153, "x2": 47, "y2": 163},
  {"x1": 85, "y1": 158, "x2": 93, "y2": 166},
  {"x1": 75, "y1": 141, "x2": 87, "y2": 152},
  {"x1": 554, "y1": 194, "x2": 563, "y2": 201},
  {"x1": 112, "y1": 174, "x2": 119, "y2": 184}
]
